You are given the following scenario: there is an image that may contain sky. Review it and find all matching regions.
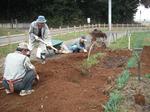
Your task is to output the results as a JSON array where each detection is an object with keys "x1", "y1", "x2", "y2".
[{"x1": 134, "y1": 4, "x2": 150, "y2": 22}]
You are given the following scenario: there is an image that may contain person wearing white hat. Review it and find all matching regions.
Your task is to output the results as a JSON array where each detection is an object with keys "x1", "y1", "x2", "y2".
[
  {"x1": 58, "y1": 36, "x2": 88, "y2": 54},
  {"x1": 78, "y1": 36, "x2": 87, "y2": 52},
  {"x1": 2, "y1": 42, "x2": 39, "y2": 96},
  {"x1": 28, "y1": 15, "x2": 57, "y2": 63}
]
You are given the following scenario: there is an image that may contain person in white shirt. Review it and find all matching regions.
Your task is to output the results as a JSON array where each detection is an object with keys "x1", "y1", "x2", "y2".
[
  {"x1": 59, "y1": 36, "x2": 87, "y2": 53},
  {"x1": 2, "y1": 42, "x2": 39, "y2": 96},
  {"x1": 28, "y1": 15, "x2": 57, "y2": 64}
]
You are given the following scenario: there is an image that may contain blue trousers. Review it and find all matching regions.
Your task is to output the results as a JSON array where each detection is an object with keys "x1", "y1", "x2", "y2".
[{"x1": 2, "y1": 70, "x2": 36, "y2": 91}]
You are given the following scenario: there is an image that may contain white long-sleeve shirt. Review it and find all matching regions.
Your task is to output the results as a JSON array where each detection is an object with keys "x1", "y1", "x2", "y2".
[
  {"x1": 3, "y1": 51, "x2": 35, "y2": 80},
  {"x1": 29, "y1": 21, "x2": 50, "y2": 42}
]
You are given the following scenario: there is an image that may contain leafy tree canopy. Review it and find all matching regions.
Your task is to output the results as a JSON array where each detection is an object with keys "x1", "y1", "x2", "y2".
[{"x1": 0, "y1": 0, "x2": 147, "y2": 27}]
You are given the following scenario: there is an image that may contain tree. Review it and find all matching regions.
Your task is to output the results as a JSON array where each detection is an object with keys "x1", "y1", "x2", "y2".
[
  {"x1": 140, "y1": 0, "x2": 150, "y2": 8},
  {"x1": 112, "y1": 0, "x2": 139, "y2": 23},
  {"x1": 0, "y1": 0, "x2": 143, "y2": 26}
]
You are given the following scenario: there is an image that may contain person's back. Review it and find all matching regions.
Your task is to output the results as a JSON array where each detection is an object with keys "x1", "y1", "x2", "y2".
[
  {"x1": 4, "y1": 52, "x2": 27, "y2": 80},
  {"x1": 2, "y1": 42, "x2": 38, "y2": 96}
]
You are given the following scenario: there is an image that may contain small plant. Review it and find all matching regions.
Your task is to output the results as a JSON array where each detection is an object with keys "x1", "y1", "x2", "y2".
[
  {"x1": 103, "y1": 90, "x2": 122, "y2": 112},
  {"x1": 82, "y1": 53, "x2": 104, "y2": 69},
  {"x1": 145, "y1": 74, "x2": 150, "y2": 79},
  {"x1": 81, "y1": 53, "x2": 104, "y2": 76},
  {"x1": 116, "y1": 70, "x2": 130, "y2": 89},
  {"x1": 127, "y1": 55, "x2": 137, "y2": 68}
]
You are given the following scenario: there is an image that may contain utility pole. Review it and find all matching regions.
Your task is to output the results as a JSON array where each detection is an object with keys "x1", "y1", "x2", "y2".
[
  {"x1": 108, "y1": 0, "x2": 112, "y2": 31},
  {"x1": 140, "y1": 10, "x2": 141, "y2": 23},
  {"x1": 108, "y1": 0, "x2": 112, "y2": 46}
]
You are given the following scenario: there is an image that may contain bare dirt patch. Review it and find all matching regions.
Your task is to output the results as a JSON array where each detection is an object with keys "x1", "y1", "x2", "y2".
[{"x1": 0, "y1": 49, "x2": 132, "y2": 112}]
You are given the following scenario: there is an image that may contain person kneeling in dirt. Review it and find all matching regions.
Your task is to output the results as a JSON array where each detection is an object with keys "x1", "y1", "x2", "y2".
[
  {"x1": 78, "y1": 36, "x2": 88, "y2": 52},
  {"x1": 59, "y1": 36, "x2": 88, "y2": 53},
  {"x1": 2, "y1": 42, "x2": 39, "y2": 96}
]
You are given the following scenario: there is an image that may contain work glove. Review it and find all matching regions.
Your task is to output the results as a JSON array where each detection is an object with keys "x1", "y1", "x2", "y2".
[
  {"x1": 34, "y1": 35, "x2": 39, "y2": 40},
  {"x1": 83, "y1": 49, "x2": 87, "y2": 52},
  {"x1": 46, "y1": 43, "x2": 58, "y2": 53}
]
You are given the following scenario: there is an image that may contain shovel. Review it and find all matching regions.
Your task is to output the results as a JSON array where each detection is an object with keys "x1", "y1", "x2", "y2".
[{"x1": 33, "y1": 34, "x2": 58, "y2": 52}]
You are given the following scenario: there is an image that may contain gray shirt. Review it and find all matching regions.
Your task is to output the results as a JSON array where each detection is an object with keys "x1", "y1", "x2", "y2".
[
  {"x1": 3, "y1": 51, "x2": 35, "y2": 80},
  {"x1": 29, "y1": 21, "x2": 50, "y2": 42}
]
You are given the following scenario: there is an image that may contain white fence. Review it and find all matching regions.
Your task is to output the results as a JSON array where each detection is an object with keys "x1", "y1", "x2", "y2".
[
  {"x1": 0, "y1": 23, "x2": 150, "y2": 46},
  {"x1": 0, "y1": 23, "x2": 150, "y2": 30}
]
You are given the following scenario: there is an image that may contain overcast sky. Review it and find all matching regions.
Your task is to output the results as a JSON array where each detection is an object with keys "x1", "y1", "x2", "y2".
[{"x1": 134, "y1": 4, "x2": 150, "y2": 22}]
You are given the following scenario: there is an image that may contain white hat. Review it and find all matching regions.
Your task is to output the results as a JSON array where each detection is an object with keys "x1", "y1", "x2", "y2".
[
  {"x1": 17, "y1": 42, "x2": 29, "y2": 50},
  {"x1": 80, "y1": 36, "x2": 87, "y2": 42},
  {"x1": 36, "y1": 15, "x2": 47, "y2": 23}
]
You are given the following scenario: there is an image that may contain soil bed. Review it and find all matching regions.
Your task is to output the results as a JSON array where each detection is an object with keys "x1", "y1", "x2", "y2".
[
  {"x1": 0, "y1": 49, "x2": 132, "y2": 112},
  {"x1": 119, "y1": 46, "x2": 150, "y2": 112}
]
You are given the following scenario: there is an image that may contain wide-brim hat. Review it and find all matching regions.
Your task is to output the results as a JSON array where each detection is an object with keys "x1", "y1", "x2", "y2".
[
  {"x1": 36, "y1": 15, "x2": 47, "y2": 23},
  {"x1": 17, "y1": 42, "x2": 29, "y2": 50}
]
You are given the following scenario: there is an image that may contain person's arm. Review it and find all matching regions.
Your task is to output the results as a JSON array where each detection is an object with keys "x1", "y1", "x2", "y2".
[
  {"x1": 29, "y1": 22, "x2": 38, "y2": 41},
  {"x1": 43, "y1": 24, "x2": 53, "y2": 48},
  {"x1": 43, "y1": 24, "x2": 51, "y2": 40},
  {"x1": 24, "y1": 57, "x2": 39, "y2": 80}
]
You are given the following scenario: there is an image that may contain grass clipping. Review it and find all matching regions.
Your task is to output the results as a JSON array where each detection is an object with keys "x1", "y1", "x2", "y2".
[{"x1": 81, "y1": 53, "x2": 104, "y2": 76}]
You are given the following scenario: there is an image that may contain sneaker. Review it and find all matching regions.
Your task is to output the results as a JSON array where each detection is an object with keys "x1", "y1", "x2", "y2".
[
  {"x1": 19, "y1": 89, "x2": 34, "y2": 96},
  {"x1": 27, "y1": 89, "x2": 35, "y2": 94},
  {"x1": 41, "y1": 60, "x2": 46, "y2": 64},
  {"x1": 5, "y1": 89, "x2": 11, "y2": 94}
]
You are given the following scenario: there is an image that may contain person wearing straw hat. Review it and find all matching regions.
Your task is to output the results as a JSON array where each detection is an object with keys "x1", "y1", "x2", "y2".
[
  {"x1": 28, "y1": 15, "x2": 57, "y2": 64},
  {"x1": 2, "y1": 42, "x2": 39, "y2": 96}
]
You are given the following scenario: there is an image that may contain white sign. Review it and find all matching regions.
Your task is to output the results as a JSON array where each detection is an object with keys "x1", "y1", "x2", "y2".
[{"x1": 87, "y1": 18, "x2": 91, "y2": 24}]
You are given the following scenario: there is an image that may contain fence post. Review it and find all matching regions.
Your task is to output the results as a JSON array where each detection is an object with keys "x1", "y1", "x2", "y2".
[
  {"x1": 128, "y1": 31, "x2": 131, "y2": 50},
  {"x1": 88, "y1": 24, "x2": 90, "y2": 32},
  {"x1": 11, "y1": 19, "x2": 13, "y2": 29},
  {"x1": 7, "y1": 32, "x2": 13, "y2": 50},
  {"x1": 115, "y1": 32, "x2": 117, "y2": 41},
  {"x1": 25, "y1": 31, "x2": 28, "y2": 42},
  {"x1": 74, "y1": 25, "x2": 76, "y2": 37},
  {"x1": 83, "y1": 24, "x2": 86, "y2": 32},
  {"x1": 15, "y1": 19, "x2": 18, "y2": 30},
  {"x1": 59, "y1": 26, "x2": 62, "y2": 38},
  {"x1": 79, "y1": 25, "x2": 82, "y2": 35},
  {"x1": 7, "y1": 32, "x2": 10, "y2": 44},
  {"x1": 104, "y1": 23, "x2": 105, "y2": 30},
  {"x1": 116, "y1": 23, "x2": 118, "y2": 30},
  {"x1": 67, "y1": 26, "x2": 70, "y2": 33},
  {"x1": 98, "y1": 24, "x2": 100, "y2": 29}
]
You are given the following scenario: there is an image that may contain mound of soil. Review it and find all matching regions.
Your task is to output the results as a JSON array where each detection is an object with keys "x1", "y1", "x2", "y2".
[
  {"x1": 141, "y1": 46, "x2": 150, "y2": 75},
  {"x1": 141, "y1": 46, "x2": 150, "y2": 67},
  {"x1": 100, "y1": 49, "x2": 132, "y2": 68},
  {"x1": 0, "y1": 49, "x2": 132, "y2": 112}
]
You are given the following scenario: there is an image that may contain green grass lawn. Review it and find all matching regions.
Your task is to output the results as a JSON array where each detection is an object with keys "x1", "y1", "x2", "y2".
[
  {"x1": 0, "y1": 44, "x2": 18, "y2": 58},
  {"x1": 109, "y1": 31, "x2": 150, "y2": 49},
  {"x1": 52, "y1": 31, "x2": 88, "y2": 41},
  {"x1": 0, "y1": 28, "x2": 24, "y2": 36}
]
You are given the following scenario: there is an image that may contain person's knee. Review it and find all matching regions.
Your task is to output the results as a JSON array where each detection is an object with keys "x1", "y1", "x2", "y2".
[
  {"x1": 27, "y1": 70, "x2": 36, "y2": 79},
  {"x1": 2, "y1": 80, "x2": 9, "y2": 90}
]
